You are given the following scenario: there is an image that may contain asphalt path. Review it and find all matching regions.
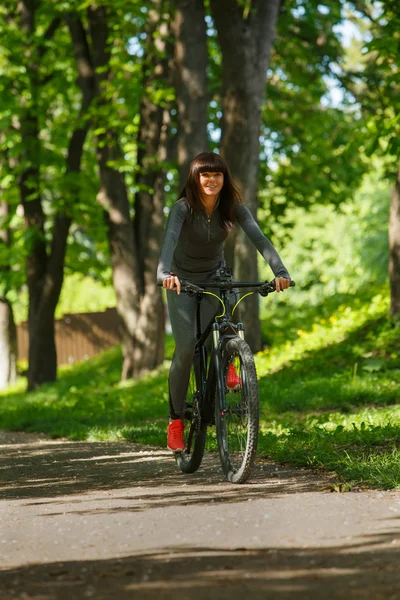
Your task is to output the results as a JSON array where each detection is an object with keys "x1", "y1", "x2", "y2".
[{"x1": 1, "y1": 431, "x2": 400, "y2": 599}]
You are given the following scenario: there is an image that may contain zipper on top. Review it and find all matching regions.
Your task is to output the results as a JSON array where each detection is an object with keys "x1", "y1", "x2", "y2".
[{"x1": 202, "y1": 198, "x2": 219, "y2": 243}]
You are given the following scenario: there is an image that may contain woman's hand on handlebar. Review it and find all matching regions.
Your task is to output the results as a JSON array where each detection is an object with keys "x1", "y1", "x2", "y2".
[
  {"x1": 163, "y1": 275, "x2": 181, "y2": 295},
  {"x1": 275, "y1": 277, "x2": 291, "y2": 292}
]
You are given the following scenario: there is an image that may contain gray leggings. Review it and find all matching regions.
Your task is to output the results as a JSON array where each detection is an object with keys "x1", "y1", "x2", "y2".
[{"x1": 167, "y1": 290, "x2": 220, "y2": 419}]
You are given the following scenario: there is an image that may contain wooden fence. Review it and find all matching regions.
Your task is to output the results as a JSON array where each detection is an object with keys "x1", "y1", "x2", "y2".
[{"x1": 17, "y1": 307, "x2": 121, "y2": 366}]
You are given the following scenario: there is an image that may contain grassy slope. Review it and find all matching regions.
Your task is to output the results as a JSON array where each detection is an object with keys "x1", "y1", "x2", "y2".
[
  {"x1": 1, "y1": 287, "x2": 399, "y2": 489},
  {"x1": 257, "y1": 288, "x2": 400, "y2": 489}
]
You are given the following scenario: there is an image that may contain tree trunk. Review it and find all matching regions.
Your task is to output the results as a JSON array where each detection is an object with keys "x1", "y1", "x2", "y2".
[
  {"x1": 27, "y1": 149, "x2": 83, "y2": 389},
  {"x1": 18, "y1": 3, "x2": 91, "y2": 388},
  {"x1": 27, "y1": 202, "x2": 76, "y2": 388},
  {"x1": 210, "y1": 0, "x2": 281, "y2": 351},
  {"x1": 88, "y1": 6, "x2": 157, "y2": 379},
  {"x1": 132, "y1": 2, "x2": 173, "y2": 374},
  {"x1": 17, "y1": 0, "x2": 55, "y2": 388},
  {"x1": 389, "y1": 165, "x2": 400, "y2": 318},
  {"x1": 0, "y1": 199, "x2": 17, "y2": 389},
  {"x1": 0, "y1": 299, "x2": 17, "y2": 390},
  {"x1": 174, "y1": 0, "x2": 209, "y2": 187},
  {"x1": 87, "y1": 3, "x2": 176, "y2": 378}
]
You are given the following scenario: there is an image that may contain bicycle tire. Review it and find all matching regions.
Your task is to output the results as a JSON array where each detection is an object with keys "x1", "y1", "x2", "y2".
[
  {"x1": 215, "y1": 336, "x2": 259, "y2": 484},
  {"x1": 175, "y1": 359, "x2": 207, "y2": 474}
]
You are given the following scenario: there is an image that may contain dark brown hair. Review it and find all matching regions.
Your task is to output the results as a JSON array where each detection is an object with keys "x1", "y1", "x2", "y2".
[{"x1": 179, "y1": 152, "x2": 242, "y2": 230}]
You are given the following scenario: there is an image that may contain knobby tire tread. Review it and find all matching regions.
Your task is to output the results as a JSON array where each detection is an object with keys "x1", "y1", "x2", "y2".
[
  {"x1": 215, "y1": 336, "x2": 259, "y2": 484},
  {"x1": 176, "y1": 421, "x2": 207, "y2": 474},
  {"x1": 175, "y1": 359, "x2": 207, "y2": 474}
]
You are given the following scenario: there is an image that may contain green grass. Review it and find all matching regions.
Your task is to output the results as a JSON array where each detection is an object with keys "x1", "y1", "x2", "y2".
[
  {"x1": 256, "y1": 286, "x2": 400, "y2": 489},
  {"x1": 1, "y1": 285, "x2": 400, "y2": 489},
  {"x1": 0, "y1": 348, "x2": 169, "y2": 445}
]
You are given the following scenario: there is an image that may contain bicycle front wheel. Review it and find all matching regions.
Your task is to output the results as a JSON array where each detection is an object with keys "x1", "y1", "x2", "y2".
[
  {"x1": 175, "y1": 359, "x2": 207, "y2": 474},
  {"x1": 215, "y1": 336, "x2": 259, "y2": 484}
]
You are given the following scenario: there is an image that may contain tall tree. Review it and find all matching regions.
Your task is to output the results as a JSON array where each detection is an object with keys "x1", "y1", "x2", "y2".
[
  {"x1": 132, "y1": 0, "x2": 173, "y2": 375},
  {"x1": 174, "y1": 0, "x2": 209, "y2": 187},
  {"x1": 261, "y1": 0, "x2": 367, "y2": 219},
  {"x1": 210, "y1": 0, "x2": 281, "y2": 351},
  {"x1": 0, "y1": 76, "x2": 19, "y2": 389},
  {"x1": 345, "y1": 1, "x2": 400, "y2": 316},
  {"x1": 389, "y1": 166, "x2": 400, "y2": 316},
  {"x1": 1, "y1": 1, "x2": 100, "y2": 389},
  {"x1": 69, "y1": 2, "x2": 173, "y2": 378},
  {"x1": 368, "y1": 1, "x2": 400, "y2": 317},
  {"x1": 0, "y1": 200, "x2": 17, "y2": 390},
  {"x1": 85, "y1": 4, "x2": 142, "y2": 378},
  {"x1": 0, "y1": 298, "x2": 16, "y2": 390},
  {"x1": 16, "y1": 1, "x2": 61, "y2": 388}
]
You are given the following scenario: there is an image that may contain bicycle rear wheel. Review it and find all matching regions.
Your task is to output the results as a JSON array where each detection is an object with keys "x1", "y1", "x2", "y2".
[
  {"x1": 215, "y1": 336, "x2": 259, "y2": 484},
  {"x1": 175, "y1": 358, "x2": 207, "y2": 474}
]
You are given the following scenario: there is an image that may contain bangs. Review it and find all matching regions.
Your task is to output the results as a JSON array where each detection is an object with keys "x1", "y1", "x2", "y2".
[
  {"x1": 182, "y1": 151, "x2": 242, "y2": 223},
  {"x1": 193, "y1": 152, "x2": 227, "y2": 175}
]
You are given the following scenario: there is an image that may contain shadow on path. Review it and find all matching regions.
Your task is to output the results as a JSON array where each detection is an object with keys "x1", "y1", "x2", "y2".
[
  {"x1": 1, "y1": 540, "x2": 400, "y2": 600},
  {"x1": 0, "y1": 433, "x2": 330, "y2": 505},
  {"x1": 2, "y1": 432, "x2": 400, "y2": 599}
]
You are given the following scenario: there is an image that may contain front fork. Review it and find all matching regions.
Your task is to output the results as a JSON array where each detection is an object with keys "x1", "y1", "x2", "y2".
[
  {"x1": 206, "y1": 321, "x2": 246, "y2": 421},
  {"x1": 213, "y1": 321, "x2": 245, "y2": 345}
]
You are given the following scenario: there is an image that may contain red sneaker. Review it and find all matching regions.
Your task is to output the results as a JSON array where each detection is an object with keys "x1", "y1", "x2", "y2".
[
  {"x1": 167, "y1": 419, "x2": 185, "y2": 452},
  {"x1": 226, "y1": 363, "x2": 242, "y2": 390}
]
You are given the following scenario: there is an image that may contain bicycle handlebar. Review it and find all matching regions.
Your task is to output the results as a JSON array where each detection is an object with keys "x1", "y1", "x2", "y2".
[{"x1": 159, "y1": 278, "x2": 295, "y2": 296}]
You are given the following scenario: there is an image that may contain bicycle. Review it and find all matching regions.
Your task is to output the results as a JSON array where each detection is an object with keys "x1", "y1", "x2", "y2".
[{"x1": 164, "y1": 269, "x2": 295, "y2": 484}]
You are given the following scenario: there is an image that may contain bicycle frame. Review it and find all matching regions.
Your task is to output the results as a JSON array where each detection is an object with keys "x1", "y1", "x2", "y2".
[
  {"x1": 192, "y1": 285, "x2": 252, "y2": 425},
  {"x1": 160, "y1": 274, "x2": 295, "y2": 479}
]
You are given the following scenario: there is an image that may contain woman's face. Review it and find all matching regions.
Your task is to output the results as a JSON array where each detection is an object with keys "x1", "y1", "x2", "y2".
[{"x1": 198, "y1": 172, "x2": 224, "y2": 201}]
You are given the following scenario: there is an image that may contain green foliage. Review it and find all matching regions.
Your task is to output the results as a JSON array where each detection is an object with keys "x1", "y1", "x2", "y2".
[
  {"x1": 0, "y1": 2, "x2": 140, "y2": 307},
  {"x1": 338, "y1": 2, "x2": 399, "y2": 177},
  {"x1": 205, "y1": 0, "x2": 368, "y2": 215},
  {"x1": 260, "y1": 0, "x2": 368, "y2": 215},
  {"x1": 259, "y1": 164, "x2": 390, "y2": 304},
  {"x1": 362, "y1": 1, "x2": 400, "y2": 163}
]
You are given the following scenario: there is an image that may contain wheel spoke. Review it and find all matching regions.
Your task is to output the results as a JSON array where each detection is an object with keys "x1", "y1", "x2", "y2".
[
  {"x1": 215, "y1": 337, "x2": 259, "y2": 483},
  {"x1": 175, "y1": 359, "x2": 207, "y2": 473}
]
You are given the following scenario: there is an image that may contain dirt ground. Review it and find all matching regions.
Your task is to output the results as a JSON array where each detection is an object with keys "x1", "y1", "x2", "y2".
[{"x1": 1, "y1": 429, "x2": 400, "y2": 600}]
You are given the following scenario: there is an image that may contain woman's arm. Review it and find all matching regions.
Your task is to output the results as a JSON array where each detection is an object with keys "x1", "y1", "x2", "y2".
[
  {"x1": 157, "y1": 199, "x2": 189, "y2": 284},
  {"x1": 234, "y1": 204, "x2": 290, "y2": 280}
]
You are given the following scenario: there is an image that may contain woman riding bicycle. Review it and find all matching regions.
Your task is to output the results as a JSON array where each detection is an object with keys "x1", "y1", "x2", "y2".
[{"x1": 157, "y1": 152, "x2": 290, "y2": 452}]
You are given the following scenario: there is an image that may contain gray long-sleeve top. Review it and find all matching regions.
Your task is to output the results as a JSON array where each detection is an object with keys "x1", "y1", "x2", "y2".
[{"x1": 157, "y1": 198, "x2": 290, "y2": 283}]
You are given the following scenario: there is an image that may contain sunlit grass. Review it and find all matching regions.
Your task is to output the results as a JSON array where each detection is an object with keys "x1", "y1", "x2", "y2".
[
  {"x1": 254, "y1": 287, "x2": 400, "y2": 488},
  {"x1": 0, "y1": 286, "x2": 399, "y2": 488}
]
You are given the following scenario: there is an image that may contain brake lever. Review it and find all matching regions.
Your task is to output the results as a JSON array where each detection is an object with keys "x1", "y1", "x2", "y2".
[
  {"x1": 258, "y1": 282, "x2": 275, "y2": 297},
  {"x1": 258, "y1": 279, "x2": 296, "y2": 296},
  {"x1": 181, "y1": 281, "x2": 203, "y2": 296}
]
